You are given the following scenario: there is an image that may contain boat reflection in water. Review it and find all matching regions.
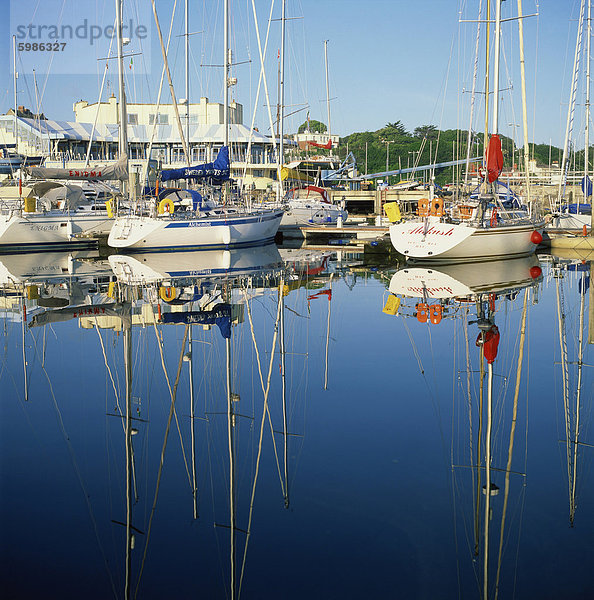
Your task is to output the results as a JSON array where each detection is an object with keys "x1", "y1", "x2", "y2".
[
  {"x1": 3, "y1": 243, "x2": 332, "y2": 599},
  {"x1": 385, "y1": 255, "x2": 543, "y2": 599},
  {"x1": 546, "y1": 250, "x2": 593, "y2": 529}
]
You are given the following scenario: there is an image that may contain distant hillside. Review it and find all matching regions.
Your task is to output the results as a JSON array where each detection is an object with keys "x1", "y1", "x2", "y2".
[{"x1": 334, "y1": 122, "x2": 567, "y2": 184}]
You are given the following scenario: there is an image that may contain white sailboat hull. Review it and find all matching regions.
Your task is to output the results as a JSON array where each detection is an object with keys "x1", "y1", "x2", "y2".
[
  {"x1": 0, "y1": 211, "x2": 112, "y2": 250},
  {"x1": 547, "y1": 213, "x2": 591, "y2": 231},
  {"x1": 280, "y1": 204, "x2": 347, "y2": 227},
  {"x1": 389, "y1": 218, "x2": 543, "y2": 262},
  {"x1": 108, "y1": 244, "x2": 283, "y2": 284},
  {"x1": 389, "y1": 255, "x2": 541, "y2": 299},
  {"x1": 108, "y1": 209, "x2": 284, "y2": 250}
]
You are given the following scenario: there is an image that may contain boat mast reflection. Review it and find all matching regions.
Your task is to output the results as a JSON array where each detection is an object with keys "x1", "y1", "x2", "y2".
[{"x1": 385, "y1": 255, "x2": 543, "y2": 599}]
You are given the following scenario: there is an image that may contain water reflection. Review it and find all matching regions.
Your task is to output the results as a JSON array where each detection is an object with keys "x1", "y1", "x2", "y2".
[
  {"x1": 1, "y1": 245, "x2": 336, "y2": 599},
  {"x1": 0, "y1": 247, "x2": 592, "y2": 598},
  {"x1": 384, "y1": 253, "x2": 593, "y2": 599}
]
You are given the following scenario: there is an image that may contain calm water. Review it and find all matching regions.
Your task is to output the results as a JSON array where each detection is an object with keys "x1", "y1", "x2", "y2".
[{"x1": 1, "y1": 246, "x2": 592, "y2": 599}]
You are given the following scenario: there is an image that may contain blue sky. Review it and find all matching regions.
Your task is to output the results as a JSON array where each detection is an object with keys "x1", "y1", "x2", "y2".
[{"x1": 0, "y1": 1, "x2": 586, "y2": 147}]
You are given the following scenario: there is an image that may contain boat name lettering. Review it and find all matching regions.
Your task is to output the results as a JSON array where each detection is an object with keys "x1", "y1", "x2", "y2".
[
  {"x1": 68, "y1": 170, "x2": 102, "y2": 178},
  {"x1": 32, "y1": 224, "x2": 59, "y2": 231},
  {"x1": 188, "y1": 221, "x2": 212, "y2": 227},
  {"x1": 409, "y1": 225, "x2": 454, "y2": 237},
  {"x1": 73, "y1": 306, "x2": 107, "y2": 318},
  {"x1": 407, "y1": 286, "x2": 454, "y2": 295}
]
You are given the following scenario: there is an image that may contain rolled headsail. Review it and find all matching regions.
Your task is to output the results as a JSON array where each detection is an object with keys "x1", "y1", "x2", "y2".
[
  {"x1": 161, "y1": 146, "x2": 230, "y2": 184},
  {"x1": 485, "y1": 135, "x2": 504, "y2": 183},
  {"x1": 25, "y1": 156, "x2": 128, "y2": 181}
]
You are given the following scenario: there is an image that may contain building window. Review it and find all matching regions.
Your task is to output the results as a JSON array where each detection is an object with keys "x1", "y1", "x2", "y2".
[
  {"x1": 128, "y1": 114, "x2": 138, "y2": 125},
  {"x1": 149, "y1": 113, "x2": 169, "y2": 125}
]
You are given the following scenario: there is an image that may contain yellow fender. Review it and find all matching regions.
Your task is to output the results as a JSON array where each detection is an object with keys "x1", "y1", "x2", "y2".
[
  {"x1": 382, "y1": 294, "x2": 401, "y2": 315},
  {"x1": 158, "y1": 198, "x2": 175, "y2": 215},
  {"x1": 159, "y1": 286, "x2": 177, "y2": 302},
  {"x1": 384, "y1": 202, "x2": 401, "y2": 223},
  {"x1": 105, "y1": 198, "x2": 114, "y2": 218}
]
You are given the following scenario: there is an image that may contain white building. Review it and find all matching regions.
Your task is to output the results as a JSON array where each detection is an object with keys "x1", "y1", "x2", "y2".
[{"x1": 0, "y1": 96, "x2": 286, "y2": 191}]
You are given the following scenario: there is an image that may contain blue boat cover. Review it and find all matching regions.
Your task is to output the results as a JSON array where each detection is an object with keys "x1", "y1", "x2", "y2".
[
  {"x1": 581, "y1": 175, "x2": 592, "y2": 196},
  {"x1": 160, "y1": 304, "x2": 231, "y2": 338},
  {"x1": 160, "y1": 146, "x2": 230, "y2": 184},
  {"x1": 563, "y1": 203, "x2": 591, "y2": 214}
]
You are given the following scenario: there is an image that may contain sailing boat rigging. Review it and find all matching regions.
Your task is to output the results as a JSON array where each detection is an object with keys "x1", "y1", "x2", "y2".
[
  {"x1": 386, "y1": 254, "x2": 542, "y2": 599},
  {"x1": 387, "y1": 0, "x2": 544, "y2": 261},
  {"x1": 107, "y1": 0, "x2": 283, "y2": 251},
  {"x1": 548, "y1": 0, "x2": 593, "y2": 233}
]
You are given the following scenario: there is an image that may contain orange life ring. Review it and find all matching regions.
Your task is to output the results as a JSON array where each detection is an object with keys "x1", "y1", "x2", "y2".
[
  {"x1": 417, "y1": 198, "x2": 430, "y2": 217},
  {"x1": 429, "y1": 304, "x2": 443, "y2": 324},
  {"x1": 430, "y1": 197, "x2": 444, "y2": 217},
  {"x1": 416, "y1": 302, "x2": 429, "y2": 323}
]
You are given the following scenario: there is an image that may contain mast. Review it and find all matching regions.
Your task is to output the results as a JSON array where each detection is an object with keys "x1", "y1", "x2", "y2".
[
  {"x1": 224, "y1": 0, "x2": 230, "y2": 148},
  {"x1": 279, "y1": 0, "x2": 286, "y2": 175},
  {"x1": 151, "y1": 0, "x2": 190, "y2": 165},
  {"x1": 324, "y1": 275, "x2": 333, "y2": 390},
  {"x1": 570, "y1": 269, "x2": 587, "y2": 526},
  {"x1": 226, "y1": 332, "x2": 236, "y2": 599},
  {"x1": 188, "y1": 325, "x2": 198, "y2": 519},
  {"x1": 558, "y1": 0, "x2": 586, "y2": 209},
  {"x1": 324, "y1": 39, "x2": 331, "y2": 141},
  {"x1": 115, "y1": 0, "x2": 128, "y2": 161},
  {"x1": 279, "y1": 281, "x2": 289, "y2": 508},
  {"x1": 123, "y1": 303, "x2": 133, "y2": 600},
  {"x1": 483, "y1": 0, "x2": 491, "y2": 196},
  {"x1": 517, "y1": 0, "x2": 532, "y2": 211},
  {"x1": 464, "y1": 0, "x2": 483, "y2": 186},
  {"x1": 13, "y1": 36, "x2": 18, "y2": 154},
  {"x1": 185, "y1": 0, "x2": 190, "y2": 155},
  {"x1": 492, "y1": 0, "x2": 502, "y2": 134},
  {"x1": 585, "y1": 0, "x2": 591, "y2": 206},
  {"x1": 21, "y1": 298, "x2": 27, "y2": 402}
]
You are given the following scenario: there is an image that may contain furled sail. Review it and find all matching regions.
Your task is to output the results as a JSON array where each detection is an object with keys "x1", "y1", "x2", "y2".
[
  {"x1": 485, "y1": 135, "x2": 504, "y2": 183},
  {"x1": 28, "y1": 303, "x2": 128, "y2": 328},
  {"x1": 307, "y1": 139, "x2": 332, "y2": 149},
  {"x1": 25, "y1": 156, "x2": 128, "y2": 181},
  {"x1": 160, "y1": 304, "x2": 231, "y2": 338},
  {"x1": 160, "y1": 146, "x2": 230, "y2": 184}
]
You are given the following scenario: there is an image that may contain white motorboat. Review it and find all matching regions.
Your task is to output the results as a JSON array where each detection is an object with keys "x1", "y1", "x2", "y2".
[{"x1": 279, "y1": 186, "x2": 347, "y2": 227}]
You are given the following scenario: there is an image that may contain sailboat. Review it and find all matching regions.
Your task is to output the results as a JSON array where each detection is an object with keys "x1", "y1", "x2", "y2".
[
  {"x1": 0, "y1": 178, "x2": 121, "y2": 250},
  {"x1": 548, "y1": 0, "x2": 593, "y2": 234},
  {"x1": 107, "y1": 0, "x2": 283, "y2": 251},
  {"x1": 387, "y1": 0, "x2": 544, "y2": 262}
]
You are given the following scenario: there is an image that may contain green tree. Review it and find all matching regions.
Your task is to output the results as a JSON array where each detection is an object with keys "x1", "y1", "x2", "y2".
[
  {"x1": 414, "y1": 125, "x2": 438, "y2": 140},
  {"x1": 298, "y1": 119, "x2": 327, "y2": 134}
]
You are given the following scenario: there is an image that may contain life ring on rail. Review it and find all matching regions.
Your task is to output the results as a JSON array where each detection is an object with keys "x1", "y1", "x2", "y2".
[
  {"x1": 159, "y1": 286, "x2": 177, "y2": 302},
  {"x1": 430, "y1": 197, "x2": 444, "y2": 217},
  {"x1": 429, "y1": 304, "x2": 443, "y2": 325},
  {"x1": 417, "y1": 198, "x2": 430, "y2": 217},
  {"x1": 416, "y1": 302, "x2": 429, "y2": 323},
  {"x1": 158, "y1": 198, "x2": 175, "y2": 215}
]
